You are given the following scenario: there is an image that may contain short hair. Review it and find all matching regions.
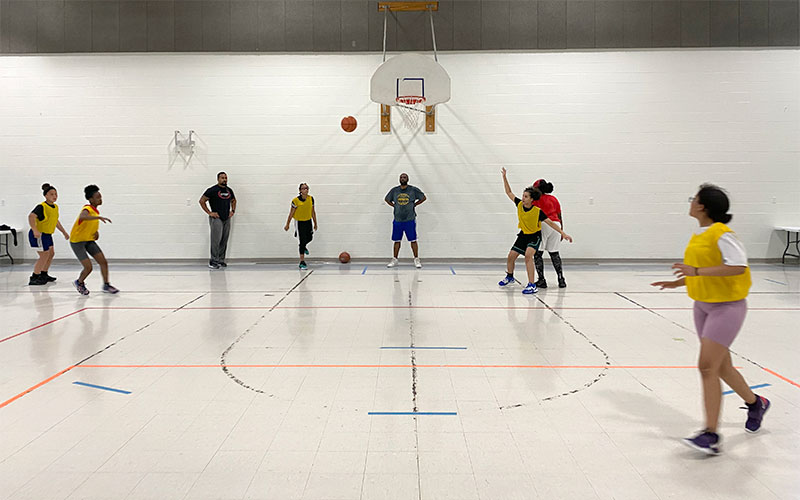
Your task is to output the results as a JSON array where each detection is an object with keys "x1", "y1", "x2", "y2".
[{"x1": 217, "y1": 171, "x2": 227, "y2": 179}]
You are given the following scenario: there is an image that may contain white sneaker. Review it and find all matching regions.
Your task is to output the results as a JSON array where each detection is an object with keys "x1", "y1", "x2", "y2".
[
  {"x1": 414, "y1": 258, "x2": 422, "y2": 268},
  {"x1": 387, "y1": 258, "x2": 399, "y2": 268}
]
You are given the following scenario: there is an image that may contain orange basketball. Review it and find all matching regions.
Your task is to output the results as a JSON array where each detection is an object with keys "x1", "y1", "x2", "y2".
[
  {"x1": 341, "y1": 116, "x2": 357, "y2": 133},
  {"x1": 338, "y1": 252, "x2": 351, "y2": 263}
]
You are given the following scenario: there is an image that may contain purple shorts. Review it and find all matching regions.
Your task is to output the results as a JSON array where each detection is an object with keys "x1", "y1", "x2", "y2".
[{"x1": 693, "y1": 299, "x2": 747, "y2": 348}]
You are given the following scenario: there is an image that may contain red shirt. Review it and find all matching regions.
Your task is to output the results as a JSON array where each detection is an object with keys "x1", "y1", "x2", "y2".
[{"x1": 533, "y1": 194, "x2": 561, "y2": 222}]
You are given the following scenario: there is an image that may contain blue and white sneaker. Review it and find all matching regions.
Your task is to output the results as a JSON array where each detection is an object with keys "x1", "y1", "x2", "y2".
[
  {"x1": 682, "y1": 430, "x2": 721, "y2": 455},
  {"x1": 498, "y1": 275, "x2": 515, "y2": 287},
  {"x1": 522, "y1": 282, "x2": 538, "y2": 294},
  {"x1": 299, "y1": 261, "x2": 308, "y2": 270}
]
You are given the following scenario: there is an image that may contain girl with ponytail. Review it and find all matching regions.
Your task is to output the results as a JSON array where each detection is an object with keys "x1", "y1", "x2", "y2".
[
  {"x1": 652, "y1": 184, "x2": 769, "y2": 455},
  {"x1": 532, "y1": 179, "x2": 567, "y2": 288}
]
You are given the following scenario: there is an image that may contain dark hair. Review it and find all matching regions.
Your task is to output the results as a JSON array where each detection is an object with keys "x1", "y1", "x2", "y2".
[
  {"x1": 299, "y1": 183, "x2": 308, "y2": 192},
  {"x1": 696, "y1": 183, "x2": 732, "y2": 224},
  {"x1": 84, "y1": 184, "x2": 100, "y2": 200},
  {"x1": 217, "y1": 171, "x2": 227, "y2": 179},
  {"x1": 524, "y1": 186, "x2": 542, "y2": 201},
  {"x1": 533, "y1": 179, "x2": 554, "y2": 194},
  {"x1": 42, "y1": 183, "x2": 56, "y2": 196}
]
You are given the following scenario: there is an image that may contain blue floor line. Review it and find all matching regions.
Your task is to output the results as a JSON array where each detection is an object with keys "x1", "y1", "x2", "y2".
[
  {"x1": 380, "y1": 346, "x2": 467, "y2": 350},
  {"x1": 723, "y1": 383, "x2": 770, "y2": 395},
  {"x1": 361, "y1": 266, "x2": 368, "y2": 275},
  {"x1": 73, "y1": 381, "x2": 131, "y2": 394},
  {"x1": 764, "y1": 278, "x2": 787, "y2": 285},
  {"x1": 450, "y1": 266, "x2": 456, "y2": 275},
  {"x1": 368, "y1": 412, "x2": 457, "y2": 416}
]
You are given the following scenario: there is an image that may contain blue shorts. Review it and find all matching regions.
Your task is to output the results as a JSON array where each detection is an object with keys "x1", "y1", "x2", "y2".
[
  {"x1": 28, "y1": 230, "x2": 54, "y2": 251},
  {"x1": 392, "y1": 220, "x2": 417, "y2": 242}
]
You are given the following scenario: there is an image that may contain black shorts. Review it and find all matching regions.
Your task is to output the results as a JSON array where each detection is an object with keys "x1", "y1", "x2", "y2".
[{"x1": 511, "y1": 231, "x2": 541, "y2": 255}]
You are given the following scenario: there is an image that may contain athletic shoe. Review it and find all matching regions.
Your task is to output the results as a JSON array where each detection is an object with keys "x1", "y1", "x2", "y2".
[
  {"x1": 103, "y1": 283, "x2": 120, "y2": 294},
  {"x1": 73, "y1": 280, "x2": 89, "y2": 296},
  {"x1": 414, "y1": 258, "x2": 422, "y2": 269},
  {"x1": 745, "y1": 395, "x2": 770, "y2": 433},
  {"x1": 42, "y1": 272, "x2": 57, "y2": 282},
  {"x1": 558, "y1": 278, "x2": 567, "y2": 288},
  {"x1": 208, "y1": 261, "x2": 220, "y2": 269},
  {"x1": 522, "y1": 283, "x2": 538, "y2": 295},
  {"x1": 28, "y1": 274, "x2": 46, "y2": 286},
  {"x1": 304, "y1": 249, "x2": 309, "y2": 255},
  {"x1": 682, "y1": 430, "x2": 721, "y2": 455},
  {"x1": 535, "y1": 278, "x2": 547, "y2": 288},
  {"x1": 299, "y1": 262, "x2": 308, "y2": 270},
  {"x1": 218, "y1": 262, "x2": 227, "y2": 268},
  {"x1": 498, "y1": 275, "x2": 515, "y2": 286},
  {"x1": 387, "y1": 258, "x2": 399, "y2": 268}
]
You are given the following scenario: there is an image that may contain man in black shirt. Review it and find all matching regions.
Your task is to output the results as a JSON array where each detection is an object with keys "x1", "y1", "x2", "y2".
[{"x1": 199, "y1": 172, "x2": 236, "y2": 269}]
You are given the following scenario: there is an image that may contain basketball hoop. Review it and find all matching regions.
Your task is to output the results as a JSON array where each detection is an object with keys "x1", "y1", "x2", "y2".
[{"x1": 395, "y1": 95, "x2": 426, "y2": 129}]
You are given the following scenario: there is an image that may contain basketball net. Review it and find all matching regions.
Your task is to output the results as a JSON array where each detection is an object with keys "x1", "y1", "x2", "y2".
[{"x1": 395, "y1": 96, "x2": 426, "y2": 129}]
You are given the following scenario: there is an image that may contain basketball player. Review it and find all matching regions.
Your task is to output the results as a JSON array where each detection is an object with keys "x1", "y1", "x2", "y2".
[
  {"x1": 284, "y1": 183, "x2": 317, "y2": 269},
  {"x1": 69, "y1": 185, "x2": 118, "y2": 295},
  {"x1": 652, "y1": 184, "x2": 769, "y2": 455},
  {"x1": 27, "y1": 183, "x2": 70, "y2": 285},
  {"x1": 498, "y1": 168, "x2": 572, "y2": 294}
]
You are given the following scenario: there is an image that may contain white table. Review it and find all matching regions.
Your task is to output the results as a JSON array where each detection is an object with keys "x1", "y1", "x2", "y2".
[
  {"x1": 0, "y1": 229, "x2": 16, "y2": 264},
  {"x1": 775, "y1": 226, "x2": 800, "y2": 264}
]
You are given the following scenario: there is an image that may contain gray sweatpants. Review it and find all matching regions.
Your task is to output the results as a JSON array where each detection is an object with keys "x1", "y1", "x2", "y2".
[{"x1": 209, "y1": 217, "x2": 231, "y2": 263}]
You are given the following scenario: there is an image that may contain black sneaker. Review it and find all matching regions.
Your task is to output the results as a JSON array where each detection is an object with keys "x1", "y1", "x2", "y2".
[
  {"x1": 42, "y1": 271, "x2": 57, "y2": 282},
  {"x1": 28, "y1": 274, "x2": 47, "y2": 286},
  {"x1": 683, "y1": 430, "x2": 721, "y2": 455},
  {"x1": 745, "y1": 396, "x2": 770, "y2": 433},
  {"x1": 558, "y1": 278, "x2": 567, "y2": 288},
  {"x1": 218, "y1": 262, "x2": 227, "y2": 268},
  {"x1": 208, "y1": 261, "x2": 220, "y2": 269},
  {"x1": 535, "y1": 279, "x2": 547, "y2": 288}
]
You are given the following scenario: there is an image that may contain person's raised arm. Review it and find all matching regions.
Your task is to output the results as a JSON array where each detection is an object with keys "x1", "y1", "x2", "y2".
[{"x1": 501, "y1": 167, "x2": 516, "y2": 202}]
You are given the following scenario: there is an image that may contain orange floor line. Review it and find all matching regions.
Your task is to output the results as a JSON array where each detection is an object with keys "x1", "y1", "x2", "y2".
[
  {"x1": 77, "y1": 363, "x2": 704, "y2": 369},
  {"x1": 0, "y1": 365, "x2": 76, "y2": 409},
  {"x1": 760, "y1": 366, "x2": 800, "y2": 389}
]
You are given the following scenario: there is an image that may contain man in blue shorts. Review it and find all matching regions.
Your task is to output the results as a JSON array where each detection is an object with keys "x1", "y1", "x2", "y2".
[{"x1": 385, "y1": 173, "x2": 426, "y2": 268}]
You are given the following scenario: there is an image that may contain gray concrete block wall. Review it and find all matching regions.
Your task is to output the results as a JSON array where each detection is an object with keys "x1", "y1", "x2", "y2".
[{"x1": 1, "y1": 0, "x2": 799, "y2": 53}]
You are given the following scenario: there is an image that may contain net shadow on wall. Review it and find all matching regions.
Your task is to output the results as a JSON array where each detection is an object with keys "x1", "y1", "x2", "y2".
[{"x1": 168, "y1": 130, "x2": 205, "y2": 168}]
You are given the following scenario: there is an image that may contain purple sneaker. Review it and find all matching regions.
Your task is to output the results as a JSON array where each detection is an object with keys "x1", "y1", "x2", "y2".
[
  {"x1": 682, "y1": 430, "x2": 721, "y2": 455},
  {"x1": 102, "y1": 283, "x2": 120, "y2": 294},
  {"x1": 73, "y1": 280, "x2": 89, "y2": 296},
  {"x1": 745, "y1": 395, "x2": 770, "y2": 433}
]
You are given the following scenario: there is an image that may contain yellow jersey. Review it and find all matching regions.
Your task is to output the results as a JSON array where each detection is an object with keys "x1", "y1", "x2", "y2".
[
  {"x1": 292, "y1": 195, "x2": 314, "y2": 222},
  {"x1": 34, "y1": 202, "x2": 59, "y2": 234},
  {"x1": 69, "y1": 205, "x2": 100, "y2": 243},
  {"x1": 517, "y1": 199, "x2": 545, "y2": 235},
  {"x1": 684, "y1": 223, "x2": 751, "y2": 303}
]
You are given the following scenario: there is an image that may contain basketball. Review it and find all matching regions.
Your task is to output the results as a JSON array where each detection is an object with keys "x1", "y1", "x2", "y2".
[
  {"x1": 341, "y1": 116, "x2": 357, "y2": 133},
  {"x1": 338, "y1": 252, "x2": 351, "y2": 263}
]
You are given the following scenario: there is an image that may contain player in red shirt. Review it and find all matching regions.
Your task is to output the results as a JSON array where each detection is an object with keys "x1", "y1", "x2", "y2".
[{"x1": 532, "y1": 179, "x2": 567, "y2": 288}]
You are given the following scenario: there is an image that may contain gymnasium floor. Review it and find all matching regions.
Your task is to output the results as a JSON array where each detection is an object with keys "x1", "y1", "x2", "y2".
[{"x1": 1, "y1": 261, "x2": 798, "y2": 500}]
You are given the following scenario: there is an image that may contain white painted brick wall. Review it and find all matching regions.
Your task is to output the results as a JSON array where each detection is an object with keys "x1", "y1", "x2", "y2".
[{"x1": 1, "y1": 50, "x2": 798, "y2": 261}]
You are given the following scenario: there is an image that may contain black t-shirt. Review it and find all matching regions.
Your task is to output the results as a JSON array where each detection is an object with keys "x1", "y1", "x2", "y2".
[
  {"x1": 31, "y1": 204, "x2": 50, "y2": 221},
  {"x1": 203, "y1": 185, "x2": 236, "y2": 221}
]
